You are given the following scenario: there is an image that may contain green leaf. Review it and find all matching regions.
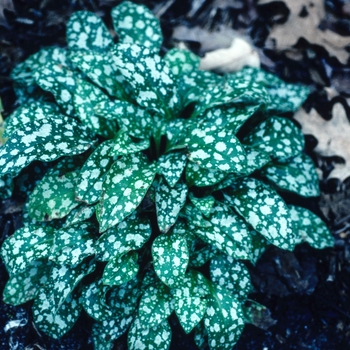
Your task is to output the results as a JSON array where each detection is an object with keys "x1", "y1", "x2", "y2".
[
  {"x1": 92, "y1": 277, "x2": 140, "y2": 349},
  {"x1": 210, "y1": 254, "x2": 252, "y2": 300},
  {"x1": 69, "y1": 50, "x2": 130, "y2": 100},
  {"x1": 190, "y1": 244, "x2": 221, "y2": 268},
  {"x1": 267, "y1": 82, "x2": 310, "y2": 113},
  {"x1": 259, "y1": 153, "x2": 320, "y2": 197},
  {"x1": 0, "y1": 112, "x2": 94, "y2": 177},
  {"x1": 66, "y1": 11, "x2": 113, "y2": 52},
  {"x1": 82, "y1": 279, "x2": 113, "y2": 321},
  {"x1": 164, "y1": 48, "x2": 200, "y2": 77},
  {"x1": 201, "y1": 104, "x2": 261, "y2": 135},
  {"x1": 111, "y1": 43, "x2": 180, "y2": 118},
  {"x1": 157, "y1": 151, "x2": 187, "y2": 187},
  {"x1": 1, "y1": 225, "x2": 54, "y2": 274},
  {"x1": 156, "y1": 178, "x2": 188, "y2": 232},
  {"x1": 73, "y1": 79, "x2": 117, "y2": 138},
  {"x1": 244, "y1": 146, "x2": 271, "y2": 174},
  {"x1": 189, "y1": 193, "x2": 215, "y2": 217},
  {"x1": 243, "y1": 116, "x2": 305, "y2": 160},
  {"x1": 194, "y1": 321, "x2": 209, "y2": 350},
  {"x1": 225, "y1": 178, "x2": 295, "y2": 250},
  {"x1": 185, "y1": 160, "x2": 226, "y2": 187},
  {"x1": 208, "y1": 203, "x2": 253, "y2": 260},
  {"x1": 138, "y1": 283, "x2": 173, "y2": 328},
  {"x1": 289, "y1": 205, "x2": 333, "y2": 249},
  {"x1": 64, "y1": 204, "x2": 96, "y2": 226},
  {"x1": 112, "y1": 1, "x2": 162, "y2": 50},
  {"x1": 249, "y1": 230, "x2": 270, "y2": 264},
  {"x1": 204, "y1": 285, "x2": 245, "y2": 350},
  {"x1": 50, "y1": 223, "x2": 96, "y2": 267},
  {"x1": 173, "y1": 270, "x2": 210, "y2": 333},
  {"x1": 76, "y1": 140, "x2": 114, "y2": 205},
  {"x1": 128, "y1": 318, "x2": 172, "y2": 350},
  {"x1": 96, "y1": 212, "x2": 151, "y2": 261},
  {"x1": 3, "y1": 259, "x2": 52, "y2": 305},
  {"x1": 28, "y1": 158, "x2": 82, "y2": 221},
  {"x1": 94, "y1": 100, "x2": 154, "y2": 139},
  {"x1": 98, "y1": 153, "x2": 157, "y2": 232},
  {"x1": 4, "y1": 101, "x2": 59, "y2": 138},
  {"x1": 32, "y1": 260, "x2": 95, "y2": 338},
  {"x1": 192, "y1": 74, "x2": 269, "y2": 118},
  {"x1": 34, "y1": 62, "x2": 77, "y2": 116},
  {"x1": 110, "y1": 130, "x2": 150, "y2": 156},
  {"x1": 185, "y1": 126, "x2": 247, "y2": 173},
  {"x1": 103, "y1": 251, "x2": 139, "y2": 286},
  {"x1": 152, "y1": 230, "x2": 189, "y2": 287}
]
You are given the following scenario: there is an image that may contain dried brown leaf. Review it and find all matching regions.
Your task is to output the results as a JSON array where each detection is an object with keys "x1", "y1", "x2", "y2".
[
  {"x1": 294, "y1": 102, "x2": 350, "y2": 181},
  {"x1": 260, "y1": 0, "x2": 350, "y2": 64}
]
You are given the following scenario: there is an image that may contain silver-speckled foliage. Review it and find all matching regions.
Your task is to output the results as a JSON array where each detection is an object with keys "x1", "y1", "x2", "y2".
[{"x1": 0, "y1": 1, "x2": 333, "y2": 349}]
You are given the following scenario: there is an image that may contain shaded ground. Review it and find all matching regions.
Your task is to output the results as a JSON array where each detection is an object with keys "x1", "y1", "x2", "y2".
[{"x1": 1, "y1": 0, "x2": 350, "y2": 349}]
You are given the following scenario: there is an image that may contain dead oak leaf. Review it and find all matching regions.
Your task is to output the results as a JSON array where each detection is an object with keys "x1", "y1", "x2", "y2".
[
  {"x1": 260, "y1": 0, "x2": 350, "y2": 64},
  {"x1": 294, "y1": 102, "x2": 350, "y2": 181}
]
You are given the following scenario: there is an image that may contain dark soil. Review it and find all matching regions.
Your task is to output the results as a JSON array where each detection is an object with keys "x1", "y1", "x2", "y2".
[{"x1": 1, "y1": 0, "x2": 350, "y2": 349}]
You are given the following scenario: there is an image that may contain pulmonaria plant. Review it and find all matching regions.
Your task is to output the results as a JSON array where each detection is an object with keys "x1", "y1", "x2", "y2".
[{"x1": 0, "y1": 2, "x2": 333, "y2": 349}]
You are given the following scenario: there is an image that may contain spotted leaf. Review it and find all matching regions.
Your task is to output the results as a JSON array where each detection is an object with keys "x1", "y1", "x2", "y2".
[
  {"x1": 189, "y1": 193, "x2": 215, "y2": 217},
  {"x1": 32, "y1": 260, "x2": 95, "y2": 338},
  {"x1": 49, "y1": 223, "x2": 96, "y2": 267},
  {"x1": 82, "y1": 279, "x2": 112, "y2": 321},
  {"x1": 204, "y1": 285, "x2": 245, "y2": 350},
  {"x1": 103, "y1": 251, "x2": 139, "y2": 286},
  {"x1": 158, "y1": 151, "x2": 187, "y2": 187},
  {"x1": 34, "y1": 62, "x2": 77, "y2": 115},
  {"x1": 186, "y1": 126, "x2": 247, "y2": 173},
  {"x1": 152, "y1": 230, "x2": 189, "y2": 287},
  {"x1": 243, "y1": 146, "x2": 271, "y2": 175},
  {"x1": 209, "y1": 203, "x2": 253, "y2": 260},
  {"x1": 202, "y1": 104, "x2": 261, "y2": 135},
  {"x1": 4, "y1": 102, "x2": 59, "y2": 138},
  {"x1": 111, "y1": 43, "x2": 180, "y2": 118},
  {"x1": 112, "y1": 1, "x2": 162, "y2": 50},
  {"x1": 0, "y1": 225, "x2": 54, "y2": 274},
  {"x1": 138, "y1": 283, "x2": 173, "y2": 328},
  {"x1": 76, "y1": 140, "x2": 114, "y2": 205},
  {"x1": 225, "y1": 178, "x2": 295, "y2": 250},
  {"x1": 128, "y1": 318, "x2": 172, "y2": 350},
  {"x1": 289, "y1": 205, "x2": 333, "y2": 249},
  {"x1": 190, "y1": 244, "x2": 221, "y2": 268},
  {"x1": 92, "y1": 277, "x2": 140, "y2": 349},
  {"x1": 155, "y1": 178, "x2": 188, "y2": 233},
  {"x1": 73, "y1": 79, "x2": 117, "y2": 138},
  {"x1": 66, "y1": 11, "x2": 113, "y2": 52},
  {"x1": 259, "y1": 153, "x2": 320, "y2": 197},
  {"x1": 64, "y1": 204, "x2": 96, "y2": 226},
  {"x1": 192, "y1": 74, "x2": 269, "y2": 118},
  {"x1": 0, "y1": 174, "x2": 13, "y2": 199},
  {"x1": 164, "y1": 48, "x2": 200, "y2": 77},
  {"x1": 3, "y1": 259, "x2": 52, "y2": 306},
  {"x1": 110, "y1": 130, "x2": 150, "y2": 157},
  {"x1": 0, "y1": 113, "x2": 94, "y2": 177},
  {"x1": 173, "y1": 270, "x2": 210, "y2": 334},
  {"x1": 243, "y1": 116, "x2": 305, "y2": 160},
  {"x1": 185, "y1": 161, "x2": 227, "y2": 187},
  {"x1": 98, "y1": 153, "x2": 157, "y2": 232},
  {"x1": 249, "y1": 230, "x2": 270, "y2": 264},
  {"x1": 28, "y1": 159, "x2": 81, "y2": 221},
  {"x1": 96, "y1": 213, "x2": 151, "y2": 261},
  {"x1": 210, "y1": 254, "x2": 252, "y2": 300},
  {"x1": 69, "y1": 51, "x2": 130, "y2": 100},
  {"x1": 94, "y1": 100, "x2": 154, "y2": 139}
]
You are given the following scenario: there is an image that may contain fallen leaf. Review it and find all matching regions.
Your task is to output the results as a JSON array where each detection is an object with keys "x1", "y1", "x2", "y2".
[
  {"x1": 199, "y1": 36, "x2": 260, "y2": 73},
  {"x1": 0, "y1": 0, "x2": 15, "y2": 27},
  {"x1": 173, "y1": 26, "x2": 260, "y2": 72},
  {"x1": 260, "y1": 0, "x2": 350, "y2": 64},
  {"x1": 294, "y1": 101, "x2": 350, "y2": 181}
]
